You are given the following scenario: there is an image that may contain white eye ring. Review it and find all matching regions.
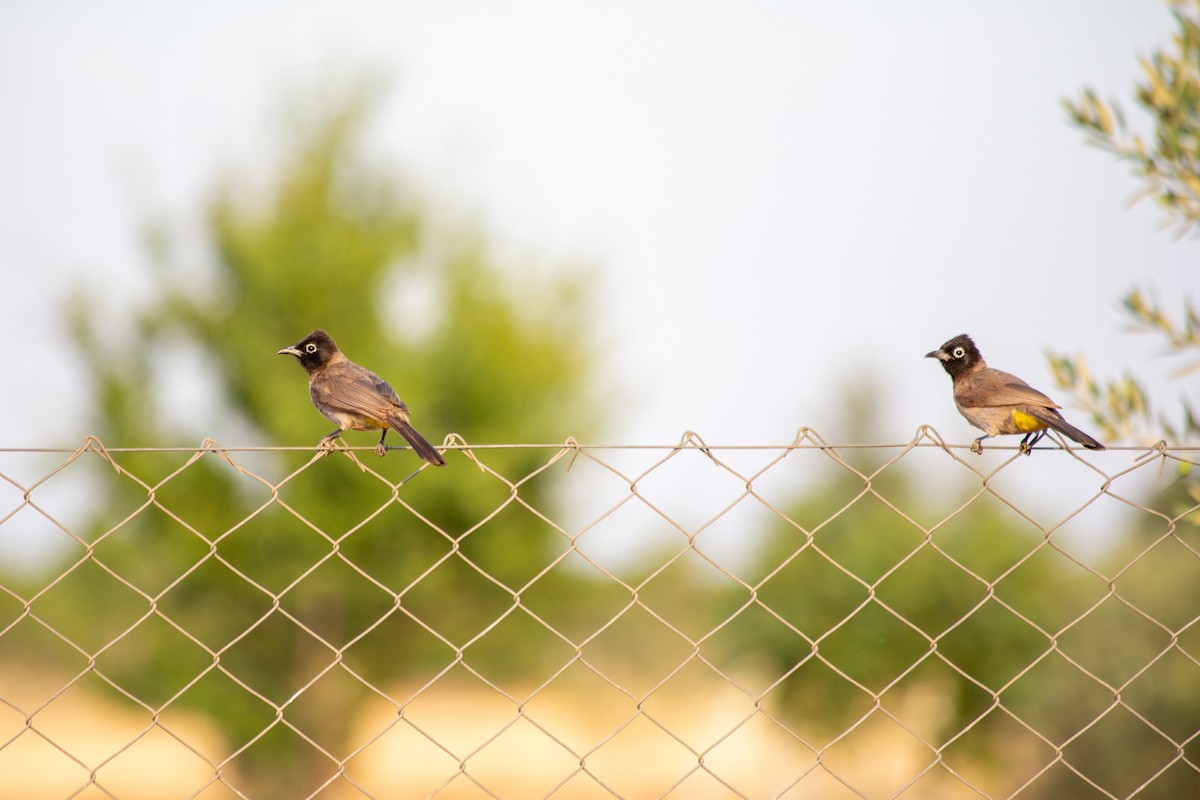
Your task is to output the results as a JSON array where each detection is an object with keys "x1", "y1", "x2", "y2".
[
  {"x1": 952, "y1": 346, "x2": 965, "y2": 358},
  {"x1": 305, "y1": 343, "x2": 318, "y2": 354}
]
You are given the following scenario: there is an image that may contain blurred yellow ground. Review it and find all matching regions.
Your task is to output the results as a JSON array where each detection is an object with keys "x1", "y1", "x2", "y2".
[{"x1": 0, "y1": 663, "x2": 991, "y2": 799}]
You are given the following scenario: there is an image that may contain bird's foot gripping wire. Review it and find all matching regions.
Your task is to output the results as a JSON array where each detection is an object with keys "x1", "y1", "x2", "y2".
[
  {"x1": 1018, "y1": 430, "x2": 1046, "y2": 456},
  {"x1": 970, "y1": 436, "x2": 986, "y2": 455},
  {"x1": 318, "y1": 431, "x2": 342, "y2": 455}
]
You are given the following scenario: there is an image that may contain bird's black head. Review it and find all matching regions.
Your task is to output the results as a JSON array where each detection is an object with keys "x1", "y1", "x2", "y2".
[
  {"x1": 278, "y1": 329, "x2": 341, "y2": 373},
  {"x1": 925, "y1": 333, "x2": 982, "y2": 379}
]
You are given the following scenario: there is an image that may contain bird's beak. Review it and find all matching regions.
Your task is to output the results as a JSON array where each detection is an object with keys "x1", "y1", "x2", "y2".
[
  {"x1": 925, "y1": 349, "x2": 948, "y2": 360},
  {"x1": 278, "y1": 346, "x2": 302, "y2": 357}
]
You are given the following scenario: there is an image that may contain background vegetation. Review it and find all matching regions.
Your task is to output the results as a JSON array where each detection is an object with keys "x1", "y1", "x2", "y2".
[
  {"x1": 40, "y1": 79, "x2": 610, "y2": 797},
  {"x1": 1051, "y1": 0, "x2": 1200, "y2": 448},
  {"x1": 4, "y1": 5, "x2": 1200, "y2": 794}
]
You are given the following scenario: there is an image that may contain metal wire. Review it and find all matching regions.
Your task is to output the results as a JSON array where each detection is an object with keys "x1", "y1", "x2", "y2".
[{"x1": 0, "y1": 431, "x2": 1197, "y2": 799}]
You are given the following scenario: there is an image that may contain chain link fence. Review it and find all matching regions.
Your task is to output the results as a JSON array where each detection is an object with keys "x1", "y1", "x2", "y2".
[{"x1": 1, "y1": 430, "x2": 1198, "y2": 799}]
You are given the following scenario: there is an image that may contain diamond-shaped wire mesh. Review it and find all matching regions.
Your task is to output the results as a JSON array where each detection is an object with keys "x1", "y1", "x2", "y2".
[{"x1": 1, "y1": 430, "x2": 1198, "y2": 799}]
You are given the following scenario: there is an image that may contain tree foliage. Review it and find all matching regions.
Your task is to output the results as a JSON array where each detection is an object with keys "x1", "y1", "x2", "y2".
[
  {"x1": 717, "y1": 388, "x2": 1068, "y2": 749},
  {"x1": 1052, "y1": 0, "x2": 1200, "y2": 446},
  {"x1": 715, "y1": 386, "x2": 1200, "y2": 798},
  {"x1": 53, "y1": 78, "x2": 606, "y2": 797}
]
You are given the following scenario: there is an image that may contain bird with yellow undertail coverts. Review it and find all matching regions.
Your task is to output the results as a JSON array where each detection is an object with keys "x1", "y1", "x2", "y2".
[{"x1": 926, "y1": 334, "x2": 1105, "y2": 455}]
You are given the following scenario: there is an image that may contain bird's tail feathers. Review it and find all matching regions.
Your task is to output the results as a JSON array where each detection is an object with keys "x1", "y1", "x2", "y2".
[
  {"x1": 1030, "y1": 408, "x2": 1105, "y2": 451},
  {"x1": 389, "y1": 416, "x2": 448, "y2": 466}
]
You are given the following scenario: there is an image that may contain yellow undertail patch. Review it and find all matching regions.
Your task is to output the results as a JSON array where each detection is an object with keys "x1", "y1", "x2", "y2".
[{"x1": 1011, "y1": 410, "x2": 1045, "y2": 433}]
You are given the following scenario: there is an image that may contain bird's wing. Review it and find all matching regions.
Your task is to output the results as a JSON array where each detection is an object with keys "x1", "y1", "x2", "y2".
[
  {"x1": 370, "y1": 375, "x2": 412, "y2": 415},
  {"x1": 956, "y1": 369, "x2": 1062, "y2": 410},
  {"x1": 311, "y1": 362, "x2": 409, "y2": 419}
]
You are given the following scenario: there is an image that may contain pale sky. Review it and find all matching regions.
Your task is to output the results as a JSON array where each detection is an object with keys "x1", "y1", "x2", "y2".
[{"x1": 0, "y1": 0, "x2": 1194, "y2": 454}]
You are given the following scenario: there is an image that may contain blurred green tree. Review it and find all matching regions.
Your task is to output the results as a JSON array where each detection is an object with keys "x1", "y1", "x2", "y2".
[
  {"x1": 712, "y1": 382, "x2": 1200, "y2": 797},
  {"x1": 49, "y1": 77, "x2": 606, "y2": 797},
  {"x1": 1049, "y1": 7, "x2": 1200, "y2": 791},
  {"x1": 1032, "y1": 471, "x2": 1200, "y2": 800},
  {"x1": 1051, "y1": 0, "x2": 1199, "y2": 447},
  {"x1": 717, "y1": 386, "x2": 1073, "y2": 756},
  {"x1": 728, "y1": 464, "x2": 1068, "y2": 738}
]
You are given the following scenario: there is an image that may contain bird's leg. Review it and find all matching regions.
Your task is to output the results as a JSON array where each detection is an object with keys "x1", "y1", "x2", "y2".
[
  {"x1": 1019, "y1": 430, "x2": 1046, "y2": 456},
  {"x1": 970, "y1": 435, "x2": 987, "y2": 455},
  {"x1": 375, "y1": 429, "x2": 389, "y2": 458},
  {"x1": 319, "y1": 429, "x2": 343, "y2": 454}
]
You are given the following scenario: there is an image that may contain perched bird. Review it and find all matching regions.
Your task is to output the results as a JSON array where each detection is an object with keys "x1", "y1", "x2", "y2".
[
  {"x1": 278, "y1": 330, "x2": 447, "y2": 466},
  {"x1": 926, "y1": 333, "x2": 1105, "y2": 455}
]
